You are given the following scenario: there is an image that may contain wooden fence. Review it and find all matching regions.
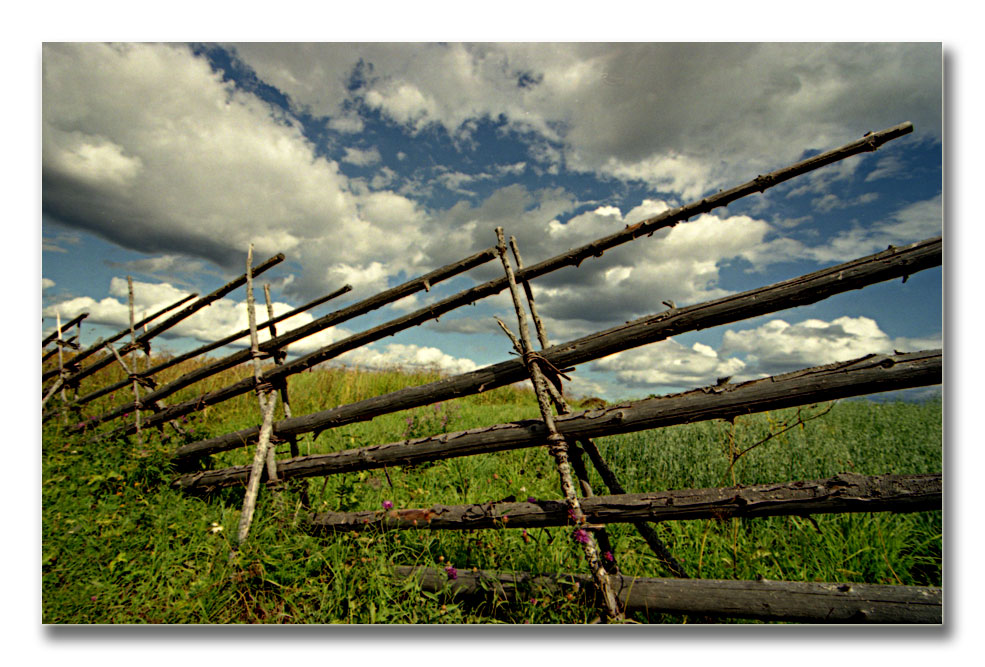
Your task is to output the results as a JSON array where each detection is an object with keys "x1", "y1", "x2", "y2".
[{"x1": 42, "y1": 121, "x2": 943, "y2": 623}]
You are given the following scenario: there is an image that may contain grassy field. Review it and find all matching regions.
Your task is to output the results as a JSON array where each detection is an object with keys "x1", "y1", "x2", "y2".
[{"x1": 41, "y1": 355, "x2": 943, "y2": 623}]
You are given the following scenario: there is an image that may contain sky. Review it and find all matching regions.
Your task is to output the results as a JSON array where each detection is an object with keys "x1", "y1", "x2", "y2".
[
  {"x1": 19, "y1": 7, "x2": 985, "y2": 658},
  {"x1": 40, "y1": 42, "x2": 944, "y2": 401}
]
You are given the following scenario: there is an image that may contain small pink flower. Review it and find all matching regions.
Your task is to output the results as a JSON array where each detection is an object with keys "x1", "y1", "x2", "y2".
[
  {"x1": 603, "y1": 551, "x2": 614, "y2": 562},
  {"x1": 90, "y1": 595, "x2": 97, "y2": 602},
  {"x1": 445, "y1": 565, "x2": 458, "y2": 580},
  {"x1": 573, "y1": 528, "x2": 591, "y2": 544},
  {"x1": 382, "y1": 500, "x2": 393, "y2": 510}
]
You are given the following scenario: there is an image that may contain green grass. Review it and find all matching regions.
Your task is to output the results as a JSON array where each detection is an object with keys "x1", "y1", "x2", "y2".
[{"x1": 41, "y1": 355, "x2": 942, "y2": 623}]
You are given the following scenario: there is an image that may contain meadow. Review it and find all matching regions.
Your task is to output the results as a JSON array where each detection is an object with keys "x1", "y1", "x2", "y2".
[{"x1": 41, "y1": 355, "x2": 943, "y2": 623}]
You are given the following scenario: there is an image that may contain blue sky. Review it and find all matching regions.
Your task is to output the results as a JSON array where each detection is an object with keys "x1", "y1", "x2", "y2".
[{"x1": 41, "y1": 42, "x2": 943, "y2": 401}]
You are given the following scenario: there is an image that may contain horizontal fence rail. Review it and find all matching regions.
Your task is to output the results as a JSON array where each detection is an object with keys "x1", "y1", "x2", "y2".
[
  {"x1": 305, "y1": 473, "x2": 941, "y2": 532},
  {"x1": 170, "y1": 237, "x2": 942, "y2": 463},
  {"x1": 42, "y1": 312, "x2": 88, "y2": 347},
  {"x1": 395, "y1": 566, "x2": 942, "y2": 623},
  {"x1": 72, "y1": 284, "x2": 354, "y2": 407},
  {"x1": 173, "y1": 349, "x2": 942, "y2": 492},
  {"x1": 76, "y1": 123, "x2": 916, "y2": 439},
  {"x1": 50, "y1": 253, "x2": 286, "y2": 394},
  {"x1": 42, "y1": 335, "x2": 79, "y2": 363},
  {"x1": 74, "y1": 246, "x2": 498, "y2": 432},
  {"x1": 42, "y1": 293, "x2": 199, "y2": 383}
]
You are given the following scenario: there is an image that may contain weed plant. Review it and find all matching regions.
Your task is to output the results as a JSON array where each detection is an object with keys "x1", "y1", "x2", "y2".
[{"x1": 42, "y1": 354, "x2": 942, "y2": 623}]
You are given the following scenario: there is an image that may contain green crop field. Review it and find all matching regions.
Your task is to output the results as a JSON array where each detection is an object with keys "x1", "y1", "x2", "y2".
[{"x1": 41, "y1": 357, "x2": 942, "y2": 624}]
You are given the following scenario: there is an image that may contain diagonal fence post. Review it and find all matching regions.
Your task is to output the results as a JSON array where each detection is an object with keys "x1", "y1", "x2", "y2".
[
  {"x1": 126, "y1": 276, "x2": 143, "y2": 445},
  {"x1": 494, "y1": 226, "x2": 623, "y2": 622},
  {"x1": 508, "y1": 235, "x2": 688, "y2": 579},
  {"x1": 262, "y1": 283, "x2": 311, "y2": 510},
  {"x1": 235, "y1": 245, "x2": 280, "y2": 553}
]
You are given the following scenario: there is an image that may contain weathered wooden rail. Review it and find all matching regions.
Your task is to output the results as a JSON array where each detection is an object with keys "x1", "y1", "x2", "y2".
[
  {"x1": 172, "y1": 350, "x2": 941, "y2": 491},
  {"x1": 168, "y1": 240, "x2": 941, "y2": 462},
  {"x1": 43, "y1": 121, "x2": 942, "y2": 623},
  {"x1": 307, "y1": 472, "x2": 941, "y2": 532},
  {"x1": 42, "y1": 293, "x2": 198, "y2": 384},
  {"x1": 396, "y1": 566, "x2": 942, "y2": 623}
]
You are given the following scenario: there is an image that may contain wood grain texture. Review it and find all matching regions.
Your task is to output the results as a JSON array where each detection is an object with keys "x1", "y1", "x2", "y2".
[
  {"x1": 306, "y1": 472, "x2": 941, "y2": 532},
  {"x1": 173, "y1": 349, "x2": 941, "y2": 491},
  {"x1": 394, "y1": 564, "x2": 942, "y2": 623}
]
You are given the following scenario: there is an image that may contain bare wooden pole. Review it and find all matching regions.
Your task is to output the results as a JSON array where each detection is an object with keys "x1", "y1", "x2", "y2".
[
  {"x1": 495, "y1": 226, "x2": 622, "y2": 622},
  {"x1": 127, "y1": 277, "x2": 142, "y2": 444},
  {"x1": 576, "y1": 437, "x2": 688, "y2": 578},
  {"x1": 76, "y1": 247, "x2": 496, "y2": 433},
  {"x1": 55, "y1": 311, "x2": 64, "y2": 391},
  {"x1": 307, "y1": 472, "x2": 942, "y2": 532},
  {"x1": 41, "y1": 377, "x2": 65, "y2": 409},
  {"x1": 235, "y1": 245, "x2": 280, "y2": 549},
  {"x1": 262, "y1": 284, "x2": 298, "y2": 456},
  {"x1": 71, "y1": 285, "x2": 351, "y2": 408},
  {"x1": 43, "y1": 312, "x2": 88, "y2": 347},
  {"x1": 167, "y1": 237, "x2": 941, "y2": 460},
  {"x1": 56, "y1": 253, "x2": 285, "y2": 389},
  {"x1": 395, "y1": 566, "x2": 941, "y2": 624},
  {"x1": 42, "y1": 335, "x2": 79, "y2": 364},
  {"x1": 173, "y1": 350, "x2": 941, "y2": 493},
  {"x1": 43, "y1": 293, "x2": 197, "y2": 384},
  {"x1": 507, "y1": 235, "x2": 620, "y2": 572},
  {"x1": 55, "y1": 311, "x2": 68, "y2": 415},
  {"x1": 509, "y1": 235, "x2": 686, "y2": 578}
]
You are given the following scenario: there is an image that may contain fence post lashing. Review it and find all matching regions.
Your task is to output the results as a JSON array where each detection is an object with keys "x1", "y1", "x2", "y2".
[
  {"x1": 235, "y1": 245, "x2": 281, "y2": 550},
  {"x1": 509, "y1": 237, "x2": 688, "y2": 578},
  {"x1": 506, "y1": 235, "x2": 621, "y2": 574},
  {"x1": 77, "y1": 247, "x2": 494, "y2": 435},
  {"x1": 55, "y1": 311, "x2": 68, "y2": 420},
  {"x1": 68, "y1": 287, "x2": 350, "y2": 411},
  {"x1": 54, "y1": 253, "x2": 285, "y2": 394},
  {"x1": 263, "y1": 284, "x2": 312, "y2": 510},
  {"x1": 43, "y1": 311, "x2": 88, "y2": 348},
  {"x1": 494, "y1": 226, "x2": 623, "y2": 622},
  {"x1": 127, "y1": 277, "x2": 143, "y2": 445},
  {"x1": 42, "y1": 293, "x2": 197, "y2": 386},
  {"x1": 42, "y1": 335, "x2": 78, "y2": 364},
  {"x1": 262, "y1": 284, "x2": 299, "y2": 458}
]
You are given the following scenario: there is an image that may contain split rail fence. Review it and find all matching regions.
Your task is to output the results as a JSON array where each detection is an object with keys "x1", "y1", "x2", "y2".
[{"x1": 42, "y1": 121, "x2": 943, "y2": 623}]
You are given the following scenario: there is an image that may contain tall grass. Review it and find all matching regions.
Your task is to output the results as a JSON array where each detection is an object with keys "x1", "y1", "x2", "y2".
[{"x1": 42, "y1": 354, "x2": 942, "y2": 623}]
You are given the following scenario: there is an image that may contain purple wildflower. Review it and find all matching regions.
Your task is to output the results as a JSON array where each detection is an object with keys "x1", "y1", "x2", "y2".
[
  {"x1": 90, "y1": 595, "x2": 97, "y2": 602},
  {"x1": 567, "y1": 507, "x2": 578, "y2": 522},
  {"x1": 527, "y1": 497, "x2": 536, "y2": 504},
  {"x1": 603, "y1": 551, "x2": 614, "y2": 562},
  {"x1": 573, "y1": 528, "x2": 591, "y2": 544},
  {"x1": 444, "y1": 565, "x2": 458, "y2": 580},
  {"x1": 382, "y1": 500, "x2": 394, "y2": 510}
]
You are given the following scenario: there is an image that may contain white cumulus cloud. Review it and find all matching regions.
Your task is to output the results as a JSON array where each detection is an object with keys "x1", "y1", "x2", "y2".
[
  {"x1": 720, "y1": 316, "x2": 942, "y2": 376},
  {"x1": 593, "y1": 339, "x2": 746, "y2": 391},
  {"x1": 338, "y1": 342, "x2": 478, "y2": 376}
]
